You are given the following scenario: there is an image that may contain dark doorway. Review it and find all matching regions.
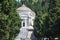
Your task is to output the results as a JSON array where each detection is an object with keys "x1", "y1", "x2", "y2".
[{"x1": 23, "y1": 22, "x2": 25, "y2": 27}]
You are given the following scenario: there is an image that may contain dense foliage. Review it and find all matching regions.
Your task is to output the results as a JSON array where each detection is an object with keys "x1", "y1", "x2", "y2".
[
  {"x1": 48, "y1": 0, "x2": 60, "y2": 38},
  {"x1": 0, "y1": 0, "x2": 21, "y2": 40},
  {"x1": 33, "y1": 0, "x2": 60, "y2": 39},
  {"x1": 0, "y1": 0, "x2": 60, "y2": 40}
]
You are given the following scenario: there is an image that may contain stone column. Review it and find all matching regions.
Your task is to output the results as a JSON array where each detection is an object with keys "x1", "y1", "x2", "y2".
[{"x1": 22, "y1": 21, "x2": 23, "y2": 27}]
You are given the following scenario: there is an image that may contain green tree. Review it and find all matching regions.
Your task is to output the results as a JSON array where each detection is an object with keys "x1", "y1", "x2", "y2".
[
  {"x1": 48, "y1": 0, "x2": 60, "y2": 38},
  {"x1": 34, "y1": 12, "x2": 49, "y2": 38},
  {"x1": 0, "y1": 0, "x2": 21, "y2": 40}
]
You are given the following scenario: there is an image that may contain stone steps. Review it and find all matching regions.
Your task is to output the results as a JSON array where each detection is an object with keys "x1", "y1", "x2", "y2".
[{"x1": 15, "y1": 27, "x2": 35, "y2": 40}]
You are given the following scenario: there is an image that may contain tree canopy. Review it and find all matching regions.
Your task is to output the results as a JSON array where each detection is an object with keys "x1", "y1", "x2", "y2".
[
  {"x1": 0, "y1": 0, "x2": 21, "y2": 40},
  {"x1": 0, "y1": 0, "x2": 60, "y2": 40}
]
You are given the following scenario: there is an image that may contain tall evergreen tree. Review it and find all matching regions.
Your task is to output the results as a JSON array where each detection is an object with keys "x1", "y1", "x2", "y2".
[
  {"x1": 48, "y1": 0, "x2": 60, "y2": 38},
  {"x1": 0, "y1": 0, "x2": 21, "y2": 40},
  {"x1": 33, "y1": 0, "x2": 49, "y2": 38}
]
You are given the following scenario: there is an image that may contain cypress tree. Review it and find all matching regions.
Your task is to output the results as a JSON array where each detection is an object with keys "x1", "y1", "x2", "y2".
[
  {"x1": 33, "y1": 0, "x2": 49, "y2": 38},
  {"x1": 0, "y1": 0, "x2": 21, "y2": 40},
  {"x1": 48, "y1": 0, "x2": 60, "y2": 38}
]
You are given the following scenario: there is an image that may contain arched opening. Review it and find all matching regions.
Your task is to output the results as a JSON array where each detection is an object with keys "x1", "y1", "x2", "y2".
[{"x1": 23, "y1": 21, "x2": 25, "y2": 27}]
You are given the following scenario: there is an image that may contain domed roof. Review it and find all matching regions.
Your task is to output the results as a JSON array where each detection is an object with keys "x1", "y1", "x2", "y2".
[
  {"x1": 17, "y1": 4, "x2": 31, "y2": 11},
  {"x1": 17, "y1": 4, "x2": 36, "y2": 18}
]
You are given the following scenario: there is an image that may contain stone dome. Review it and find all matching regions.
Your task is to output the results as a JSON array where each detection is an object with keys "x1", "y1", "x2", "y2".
[
  {"x1": 17, "y1": 4, "x2": 35, "y2": 19},
  {"x1": 17, "y1": 4, "x2": 31, "y2": 11}
]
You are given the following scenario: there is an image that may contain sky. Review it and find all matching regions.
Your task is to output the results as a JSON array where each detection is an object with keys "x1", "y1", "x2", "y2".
[{"x1": 16, "y1": 0, "x2": 21, "y2": 2}]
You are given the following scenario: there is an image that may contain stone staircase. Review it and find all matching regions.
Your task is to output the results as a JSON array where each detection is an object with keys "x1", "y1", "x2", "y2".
[
  {"x1": 15, "y1": 31, "x2": 33, "y2": 40},
  {"x1": 15, "y1": 27, "x2": 35, "y2": 40}
]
